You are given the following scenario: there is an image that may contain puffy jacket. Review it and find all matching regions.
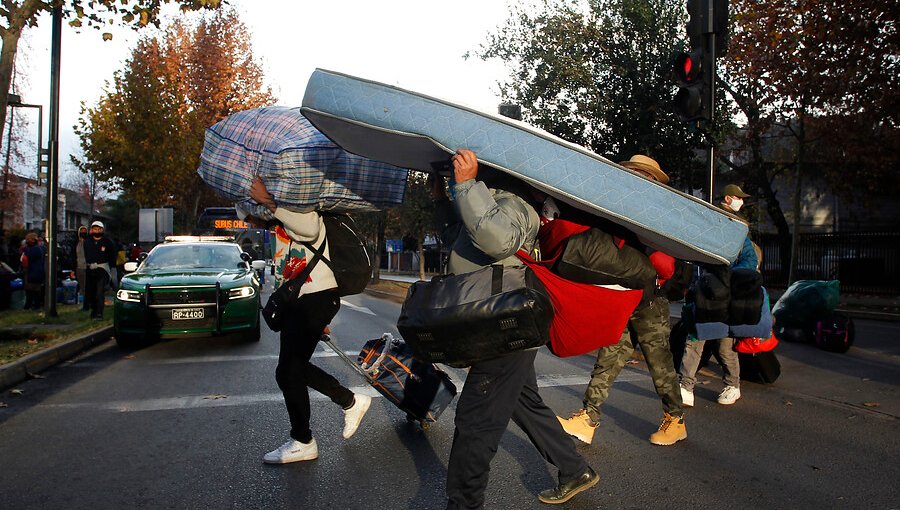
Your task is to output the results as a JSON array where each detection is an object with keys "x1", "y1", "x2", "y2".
[{"x1": 446, "y1": 179, "x2": 539, "y2": 274}]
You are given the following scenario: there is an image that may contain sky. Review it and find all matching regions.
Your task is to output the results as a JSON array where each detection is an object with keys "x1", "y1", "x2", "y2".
[{"x1": 13, "y1": 0, "x2": 523, "y2": 186}]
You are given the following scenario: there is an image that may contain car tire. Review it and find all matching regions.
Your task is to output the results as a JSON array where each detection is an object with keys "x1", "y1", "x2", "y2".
[{"x1": 115, "y1": 333, "x2": 144, "y2": 350}]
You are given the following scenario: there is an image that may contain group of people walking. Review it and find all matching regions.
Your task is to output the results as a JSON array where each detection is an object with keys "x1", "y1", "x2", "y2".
[{"x1": 251, "y1": 149, "x2": 759, "y2": 509}]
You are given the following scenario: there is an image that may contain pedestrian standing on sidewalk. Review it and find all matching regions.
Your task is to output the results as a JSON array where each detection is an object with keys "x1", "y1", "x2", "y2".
[
  {"x1": 74, "y1": 226, "x2": 88, "y2": 309},
  {"x1": 557, "y1": 155, "x2": 687, "y2": 446},
  {"x1": 434, "y1": 149, "x2": 598, "y2": 508},
  {"x1": 20, "y1": 232, "x2": 46, "y2": 310},
  {"x1": 83, "y1": 221, "x2": 116, "y2": 320},
  {"x1": 679, "y1": 184, "x2": 758, "y2": 407},
  {"x1": 248, "y1": 177, "x2": 371, "y2": 465}
]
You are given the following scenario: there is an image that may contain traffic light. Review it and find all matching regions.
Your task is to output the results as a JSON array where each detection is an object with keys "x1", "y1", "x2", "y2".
[
  {"x1": 673, "y1": 47, "x2": 710, "y2": 122},
  {"x1": 674, "y1": 0, "x2": 728, "y2": 123}
]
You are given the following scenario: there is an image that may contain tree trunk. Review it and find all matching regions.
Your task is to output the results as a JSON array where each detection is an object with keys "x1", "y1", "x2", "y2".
[
  {"x1": 371, "y1": 212, "x2": 386, "y2": 283},
  {"x1": 417, "y1": 229, "x2": 426, "y2": 281},
  {"x1": 0, "y1": 0, "x2": 45, "y2": 154}
]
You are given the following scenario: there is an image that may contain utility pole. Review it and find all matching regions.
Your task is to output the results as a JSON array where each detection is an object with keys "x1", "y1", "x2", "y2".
[{"x1": 44, "y1": 5, "x2": 62, "y2": 317}]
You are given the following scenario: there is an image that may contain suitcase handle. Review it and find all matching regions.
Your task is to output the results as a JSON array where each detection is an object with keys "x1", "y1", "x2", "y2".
[{"x1": 360, "y1": 333, "x2": 396, "y2": 373}]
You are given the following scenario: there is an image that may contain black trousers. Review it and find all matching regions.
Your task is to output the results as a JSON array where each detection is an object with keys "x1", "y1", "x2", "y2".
[
  {"x1": 276, "y1": 289, "x2": 353, "y2": 444},
  {"x1": 86, "y1": 268, "x2": 109, "y2": 318},
  {"x1": 446, "y1": 349, "x2": 589, "y2": 510}
]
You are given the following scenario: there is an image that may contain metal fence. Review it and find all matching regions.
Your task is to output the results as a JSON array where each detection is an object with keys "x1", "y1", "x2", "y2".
[{"x1": 757, "y1": 231, "x2": 900, "y2": 295}]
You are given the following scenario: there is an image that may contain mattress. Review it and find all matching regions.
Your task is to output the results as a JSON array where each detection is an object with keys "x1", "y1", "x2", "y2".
[{"x1": 301, "y1": 68, "x2": 747, "y2": 264}]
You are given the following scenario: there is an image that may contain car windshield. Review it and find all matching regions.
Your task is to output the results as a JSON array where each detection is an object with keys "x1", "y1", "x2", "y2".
[{"x1": 142, "y1": 244, "x2": 243, "y2": 270}]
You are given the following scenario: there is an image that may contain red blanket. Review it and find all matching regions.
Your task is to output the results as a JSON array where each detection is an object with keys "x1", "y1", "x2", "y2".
[{"x1": 516, "y1": 250, "x2": 643, "y2": 357}]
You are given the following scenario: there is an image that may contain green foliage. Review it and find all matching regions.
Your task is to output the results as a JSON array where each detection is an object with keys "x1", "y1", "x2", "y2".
[
  {"x1": 477, "y1": 0, "x2": 709, "y2": 186},
  {"x1": 74, "y1": 8, "x2": 275, "y2": 231}
]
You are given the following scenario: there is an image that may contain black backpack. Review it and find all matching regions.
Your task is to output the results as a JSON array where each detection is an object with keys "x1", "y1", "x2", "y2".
[{"x1": 301, "y1": 213, "x2": 372, "y2": 296}]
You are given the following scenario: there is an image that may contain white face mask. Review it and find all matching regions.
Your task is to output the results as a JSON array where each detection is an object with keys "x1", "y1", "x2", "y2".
[
  {"x1": 541, "y1": 197, "x2": 560, "y2": 222},
  {"x1": 728, "y1": 198, "x2": 744, "y2": 212}
]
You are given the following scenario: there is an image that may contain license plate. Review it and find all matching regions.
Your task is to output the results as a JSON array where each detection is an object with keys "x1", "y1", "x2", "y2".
[{"x1": 172, "y1": 308, "x2": 204, "y2": 320}]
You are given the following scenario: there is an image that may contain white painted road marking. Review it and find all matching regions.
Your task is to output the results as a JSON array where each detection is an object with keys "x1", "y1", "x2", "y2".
[
  {"x1": 339, "y1": 300, "x2": 376, "y2": 315},
  {"x1": 38, "y1": 371, "x2": 646, "y2": 412}
]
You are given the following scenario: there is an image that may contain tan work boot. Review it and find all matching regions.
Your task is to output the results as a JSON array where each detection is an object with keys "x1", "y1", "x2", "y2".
[
  {"x1": 649, "y1": 412, "x2": 687, "y2": 446},
  {"x1": 557, "y1": 409, "x2": 599, "y2": 444}
]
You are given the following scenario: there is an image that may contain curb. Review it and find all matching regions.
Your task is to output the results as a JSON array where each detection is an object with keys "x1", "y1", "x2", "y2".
[
  {"x1": 834, "y1": 308, "x2": 900, "y2": 322},
  {"x1": 0, "y1": 326, "x2": 114, "y2": 391}
]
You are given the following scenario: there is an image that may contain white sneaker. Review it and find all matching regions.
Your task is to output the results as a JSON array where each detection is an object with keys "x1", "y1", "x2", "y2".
[
  {"x1": 680, "y1": 386, "x2": 695, "y2": 407},
  {"x1": 717, "y1": 386, "x2": 741, "y2": 405},
  {"x1": 342, "y1": 393, "x2": 372, "y2": 439},
  {"x1": 263, "y1": 438, "x2": 318, "y2": 464}
]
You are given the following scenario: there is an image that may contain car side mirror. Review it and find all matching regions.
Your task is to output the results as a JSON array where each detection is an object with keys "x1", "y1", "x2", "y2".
[
  {"x1": 251, "y1": 260, "x2": 267, "y2": 271},
  {"x1": 138, "y1": 252, "x2": 148, "y2": 263},
  {"x1": 240, "y1": 252, "x2": 253, "y2": 262},
  {"x1": 124, "y1": 262, "x2": 138, "y2": 272}
]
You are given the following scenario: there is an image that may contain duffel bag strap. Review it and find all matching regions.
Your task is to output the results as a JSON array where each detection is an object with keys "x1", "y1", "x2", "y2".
[{"x1": 491, "y1": 265, "x2": 504, "y2": 295}]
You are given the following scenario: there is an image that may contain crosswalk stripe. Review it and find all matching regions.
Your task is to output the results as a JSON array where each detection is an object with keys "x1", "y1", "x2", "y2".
[{"x1": 37, "y1": 371, "x2": 646, "y2": 412}]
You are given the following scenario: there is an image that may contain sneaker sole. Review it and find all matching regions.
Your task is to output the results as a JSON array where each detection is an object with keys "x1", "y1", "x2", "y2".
[
  {"x1": 263, "y1": 453, "x2": 318, "y2": 464},
  {"x1": 717, "y1": 398, "x2": 740, "y2": 405},
  {"x1": 537, "y1": 473, "x2": 600, "y2": 504}
]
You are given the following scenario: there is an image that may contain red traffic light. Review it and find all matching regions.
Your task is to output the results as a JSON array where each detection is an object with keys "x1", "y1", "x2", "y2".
[{"x1": 674, "y1": 48, "x2": 704, "y2": 85}]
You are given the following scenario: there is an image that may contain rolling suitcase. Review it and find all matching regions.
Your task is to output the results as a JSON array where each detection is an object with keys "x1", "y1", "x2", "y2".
[
  {"x1": 321, "y1": 332, "x2": 458, "y2": 429},
  {"x1": 738, "y1": 350, "x2": 781, "y2": 384}
]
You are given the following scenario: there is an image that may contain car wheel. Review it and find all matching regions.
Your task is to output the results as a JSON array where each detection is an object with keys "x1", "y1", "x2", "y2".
[{"x1": 115, "y1": 333, "x2": 144, "y2": 350}]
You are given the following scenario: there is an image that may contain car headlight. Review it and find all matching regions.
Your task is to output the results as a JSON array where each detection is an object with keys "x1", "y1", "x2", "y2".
[
  {"x1": 227, "y1": 286, "x2": 256, "y2": 300},
  {"x1": 116, "y1": 289, "x2": 142, "y2": 303}
]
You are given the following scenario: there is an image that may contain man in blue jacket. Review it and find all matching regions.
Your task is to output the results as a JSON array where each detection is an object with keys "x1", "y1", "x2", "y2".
[{"x1": 679, "y1": 184, "x2": 759, "y2": 406}]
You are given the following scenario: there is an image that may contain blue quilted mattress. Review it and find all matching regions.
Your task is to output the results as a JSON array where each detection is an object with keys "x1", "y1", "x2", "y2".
[{"x1": 301, "y1": 69, "x2": 747, "y2": 264}]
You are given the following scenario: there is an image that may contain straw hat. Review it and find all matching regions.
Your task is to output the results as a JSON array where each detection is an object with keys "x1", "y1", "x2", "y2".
[{"x1": 619, "y1": 155, "x2": 670, "y2": 184}]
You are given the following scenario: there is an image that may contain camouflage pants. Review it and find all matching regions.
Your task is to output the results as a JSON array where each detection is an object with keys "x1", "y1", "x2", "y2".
[{"x1": 583, "y1": 296, "x2": 684, "y2": 422}]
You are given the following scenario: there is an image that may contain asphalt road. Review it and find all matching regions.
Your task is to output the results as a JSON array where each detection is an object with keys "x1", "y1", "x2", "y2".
[{"x1": 0, "y1": 285, "x2": 898, "y2": 510}]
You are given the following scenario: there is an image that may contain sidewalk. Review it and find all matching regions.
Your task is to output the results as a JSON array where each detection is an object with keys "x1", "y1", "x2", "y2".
[{"x1": 0, "y1": 326, "x2": 114, "y2": 390}]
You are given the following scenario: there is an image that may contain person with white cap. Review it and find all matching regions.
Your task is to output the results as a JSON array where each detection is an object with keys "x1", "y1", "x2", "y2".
[{"x1": 83, "y1": 220, "x2": 116, "y2": 320}]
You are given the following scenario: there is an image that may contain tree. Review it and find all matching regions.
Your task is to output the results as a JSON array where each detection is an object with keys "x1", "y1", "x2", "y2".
[
  {"x1": 475, "y1": 0, "x2": 708, "y2": 186},
  {"x1": 74, "y1": 8, "x2": 274, "y2": 231},
  {"x1": 720, "y1": 0, "x2": 899, "y2": 280},
  {"x1": 394, "y1": 171, "x2": 436, "y2": 280},
  {"x1": 0, "y1": 0, "x2": 222, "y2": 155}
]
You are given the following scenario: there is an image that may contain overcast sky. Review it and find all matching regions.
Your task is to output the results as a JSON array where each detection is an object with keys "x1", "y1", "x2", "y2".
[{"x1": 13, "y1": 0, "x2": 523, "y2": 186}]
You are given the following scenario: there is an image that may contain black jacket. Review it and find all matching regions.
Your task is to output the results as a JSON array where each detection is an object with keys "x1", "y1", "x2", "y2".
[{"x1": 84, "y1": 235, "x2": 117, "y2": 266}]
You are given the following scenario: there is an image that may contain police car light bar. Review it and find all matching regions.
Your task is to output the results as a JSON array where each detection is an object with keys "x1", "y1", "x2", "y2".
[{"x1": 164, "y1": 235, "x2": 235, "y2": 243}]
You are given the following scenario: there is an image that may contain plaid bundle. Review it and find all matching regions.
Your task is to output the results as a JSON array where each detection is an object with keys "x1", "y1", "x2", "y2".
[{"x1": 197, "y1": 106, "x2": 407, "y2": 212}]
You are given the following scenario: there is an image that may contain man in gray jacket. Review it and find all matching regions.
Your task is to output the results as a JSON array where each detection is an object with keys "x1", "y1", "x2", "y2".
[{"x1": 437, "y1": 149, "x2": 597, "y2": 509}]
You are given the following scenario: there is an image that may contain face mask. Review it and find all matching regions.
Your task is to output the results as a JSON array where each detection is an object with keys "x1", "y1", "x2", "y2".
[
  {"x1": 79, "y1": 232, "x2": 87, "y2": 239},
  {"x1": 728, "y1": 198, "x2": 744, "y2": 212},
  {"x1": 541, "y1": 197, "x2": 560, "y2": 223},
  {"x1": 92, "y1": 232, "x2": 102, "y2": 239}
]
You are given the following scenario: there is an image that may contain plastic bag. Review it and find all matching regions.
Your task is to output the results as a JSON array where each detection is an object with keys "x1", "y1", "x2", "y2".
[{"x1": 771, "y1": 280, "x2": 840, "y2": 327}]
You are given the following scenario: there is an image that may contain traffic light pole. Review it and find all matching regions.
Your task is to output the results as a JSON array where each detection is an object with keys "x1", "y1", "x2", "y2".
[
  {"x1": 706, "y1": 31, "x2": 717, "y2": 205},
  {"x1": 43, "y1": 6, "x2": 61, "y2": 317}
]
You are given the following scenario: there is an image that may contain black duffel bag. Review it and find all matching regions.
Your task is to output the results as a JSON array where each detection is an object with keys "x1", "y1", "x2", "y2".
[{"x1": 397, "y1": 264, "x2": 554, "y2": 368}]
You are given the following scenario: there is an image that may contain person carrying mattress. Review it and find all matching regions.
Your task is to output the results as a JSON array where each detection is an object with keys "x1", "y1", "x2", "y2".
[
  {"x1": 678, "y1": 184, "x2": 759, "y2": 407},
  {"x1": 432, "y1": 149, "x2": 598, "y2": 508},
  {"x1": 557, "y1": 154, "x2": 688, "y2": 446}
]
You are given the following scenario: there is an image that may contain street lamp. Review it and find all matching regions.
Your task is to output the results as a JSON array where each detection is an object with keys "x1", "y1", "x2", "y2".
[{"x1": 6, "y1": 93, "x2": 50, "y2": 314}]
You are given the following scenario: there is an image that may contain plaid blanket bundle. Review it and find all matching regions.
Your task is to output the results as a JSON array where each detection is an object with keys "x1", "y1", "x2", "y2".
[{"x1": 197, "y1": 106, "x2": 408, "y2": 213}]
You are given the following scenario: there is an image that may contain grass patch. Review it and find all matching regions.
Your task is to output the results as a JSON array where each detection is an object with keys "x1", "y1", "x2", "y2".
[
  {"x1": 0, "y1": 304, "x2": 111, "y2": 366},
  {"x1": 367, "y1": 279, "x2": 412, "y2": 298}
]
